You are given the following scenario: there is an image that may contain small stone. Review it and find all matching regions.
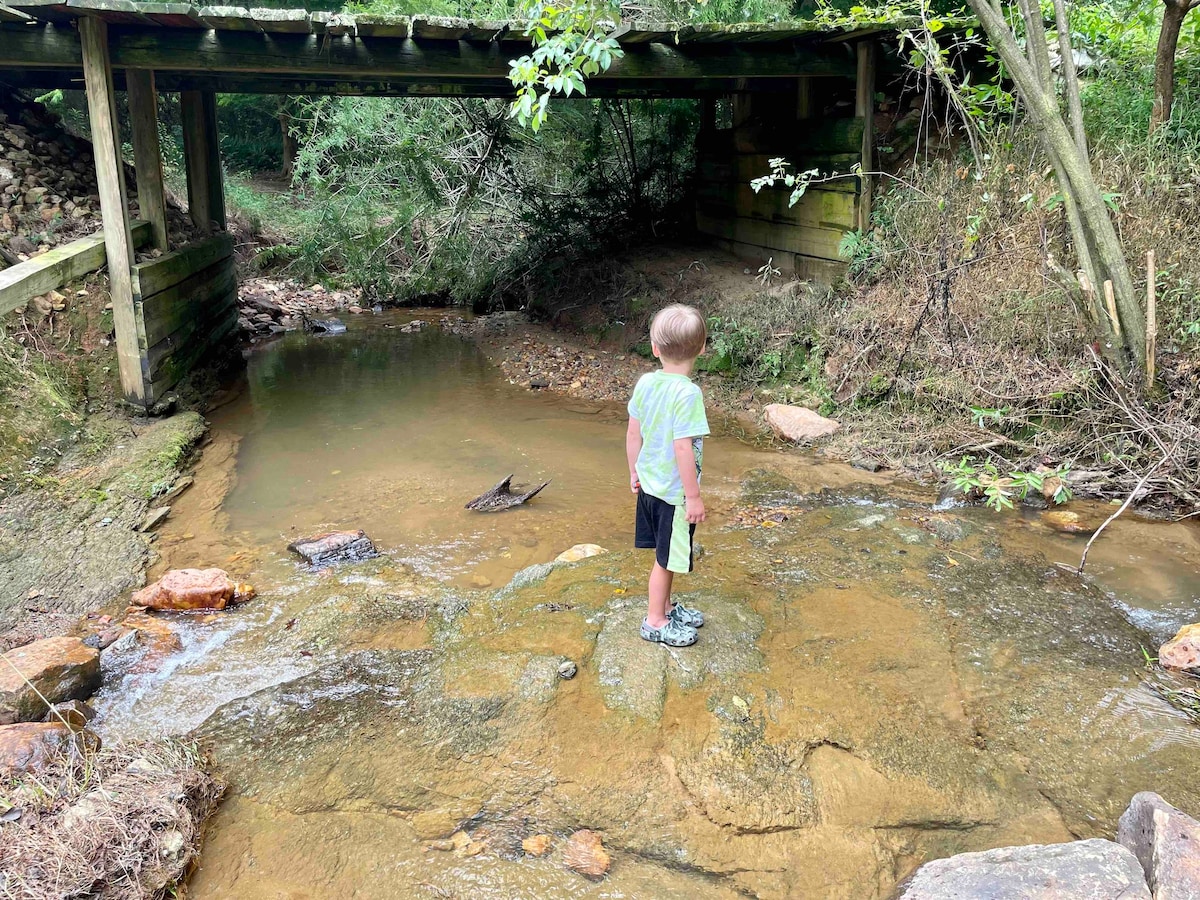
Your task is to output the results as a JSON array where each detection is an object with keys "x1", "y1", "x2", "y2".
[
  {"x1": 554, "y1": 543, "x2": 608, "y2": 564},
  {"x1": 557, "y1": 660, "x2": 577, "y2": 679},
  {"x1": 138, "y1": 506, "x2": 170, "y2": 532},
  {"x1": 1042, "y1": 510, "x2": 1095, "y2": 535},
  {"x1": 469, "y1": 574, "x2": 493, "y2": 588},
  {"x1": 530, "y1": 378, "x2": 550, "y2": 389},
  {"x1": 1159, "y1": 624, "x2": 1200, "y2": 672},
  {"x1": 522, "y1": 834, "x2": 553, "y2": 856},
  {"x1": 763, "y1": 404, "x2": 841, "y2": 443},
  {"x1": 43, "y1": 699, "x2": 96, "y2": 731},
  {"x1": 851, "y1": 458, "x2": 882, "y2": 472},
  {"x1": 564, "y1": 829, "x2": 611, "y2": 878},
  {"x1": 158, "y1": 829, "x2": 186, "y2": 856}
]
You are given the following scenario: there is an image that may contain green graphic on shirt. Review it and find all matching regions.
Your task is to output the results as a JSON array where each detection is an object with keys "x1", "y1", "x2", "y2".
[{"x1": 627, "y1": 371, "x2": 710, "y2": 506}]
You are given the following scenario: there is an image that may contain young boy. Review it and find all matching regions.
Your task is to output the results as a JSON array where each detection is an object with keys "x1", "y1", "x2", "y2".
[{"x1": 626, "y1": 304, "x2": 710, "y2": 647}]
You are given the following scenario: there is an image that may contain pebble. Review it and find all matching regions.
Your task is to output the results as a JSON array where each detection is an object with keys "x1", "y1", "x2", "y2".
[{"x1": 558, "y1": 660, "x2": 577, "y2": 679}]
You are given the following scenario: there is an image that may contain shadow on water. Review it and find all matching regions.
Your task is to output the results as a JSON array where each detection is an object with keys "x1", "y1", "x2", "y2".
[{"x1": 87, "y1": 314, "x2": 1200, "y2": 898}]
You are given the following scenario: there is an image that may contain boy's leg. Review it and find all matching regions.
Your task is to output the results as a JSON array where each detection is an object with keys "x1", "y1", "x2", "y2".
[{"x1": 647, "y1": 562, "x2": 674, "y2": 629}]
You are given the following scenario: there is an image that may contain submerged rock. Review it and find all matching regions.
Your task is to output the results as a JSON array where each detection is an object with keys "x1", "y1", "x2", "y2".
[
  {"x1": 1041, "y1": 509, "x2": 1100, "y2": 535},
  {"x1": 564, "y1": 829, "x2": 611, "y2": 878},
  {"x1": 554, "y1": 543, "x2": 608, "y2": 563},
  {"x1": 287, "y1": 530, "x2": 378, "y2": 568},
  {"x1": 1158, "y1": 625, "x2": 1200, "y2": 672},
  {"x1": 1117, "y1": 792, "x2": 1200, "y2": 898},
  {"x1": 0, "y1": 722, "x2": 100, "y2": 775},
  {"x1": 0, "y1": 636, "x2": 101, "y2": 724},
  {"x1": 43, "y1": 699, "x2": 96, "y2": 731},
  {"x1": 131, "y1": 568, "x2": 255, "y2": 611},
  {"x1": 522, "y1": 834, "x2": 553, "y2": 857},
  {"x1": 893, "y1": 839, "x2": 1150, "y2": 899},
  {"x1": 763, "y1": 404, "x2": 841, "y2": 443}
]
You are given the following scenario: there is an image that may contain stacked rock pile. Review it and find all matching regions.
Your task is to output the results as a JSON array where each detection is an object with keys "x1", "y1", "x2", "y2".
[
  {"x1": 237, "y1": 277, "x2": 365, "y2": 339},
  {"x1": 0, "y1": 94, "x2": 194, "y2": 267}
]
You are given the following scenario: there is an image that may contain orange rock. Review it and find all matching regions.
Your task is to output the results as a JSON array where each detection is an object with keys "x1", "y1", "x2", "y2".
[
  {"x1": 1159, "y1": 624, "x2": 1200, "y2": 672},
  {"x1": 131, "y1": 568, "x2": 255, "y2": 611},
  {"x1": 1041, "y1": 510, "x2": 1098, "y2": 535},
  {"x1": 0, "y1": 636, "x2": 101, "y2": 724},
  {"x1": 564, "y1": 829, "x2": 611, "y2": 878},
  {"x1": 0, "y1": 722, "x2": 101, "y2": 775},
  {"x1": 121, "y1": 612, "x2": 185, "y2": 673},
  {"x1": 522, "y1": 834, "x2": 553, "y2": 857}
]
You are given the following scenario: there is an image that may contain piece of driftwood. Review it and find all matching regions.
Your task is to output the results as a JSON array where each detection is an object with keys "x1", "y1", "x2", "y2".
[{"x1": 465, "y1": 475, "x2": 550, "y2": 512}]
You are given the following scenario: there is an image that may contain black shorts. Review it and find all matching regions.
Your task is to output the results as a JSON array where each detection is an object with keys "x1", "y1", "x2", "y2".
[{"x1": 634, "y1": 490, "x2": 695, "y2": 574}]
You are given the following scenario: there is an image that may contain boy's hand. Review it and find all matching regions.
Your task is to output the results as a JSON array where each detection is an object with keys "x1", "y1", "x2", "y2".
[
  {"x1": 630, "y1": 473, "x2": 641, "y2": 494},
  {"x1": 685, "y1": 494, "x2": 706, "y2": 524}
]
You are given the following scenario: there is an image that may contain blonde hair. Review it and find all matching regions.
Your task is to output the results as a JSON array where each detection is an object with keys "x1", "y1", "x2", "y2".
[{"x1": 650, "y1": 304, "x2": 707, "y2": 362}]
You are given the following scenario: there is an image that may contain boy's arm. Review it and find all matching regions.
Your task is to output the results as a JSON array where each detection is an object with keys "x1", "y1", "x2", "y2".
[
  {"x1": 626, "y1": 417, "x2": 642, "y2": 493},
  {"x1": 673, "y1": 437, "x2": 706, "y2": 524}
]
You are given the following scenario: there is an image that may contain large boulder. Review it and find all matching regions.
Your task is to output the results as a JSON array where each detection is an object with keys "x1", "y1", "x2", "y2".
[
  {"x1": 0, "y1": 722, "x2": 101, "y2": 775},
  {"x1": 0, "y1": 636, "x2": 101, "y2": 724},
  {"x1": 1117, "y1": 792, "x2": 1200, "y2": 899},
  {"x1": 287, "y1": 530, "x2": 378, "y2": 568},
  {"x1": 762, "y1": 404, "x2": 841, "y2": 443},
  {"x1": 131, "y1": 568, "x2": 255, "y2": 611},
  {"x1": 892, "y1": 840, "x2": 1150, "y2": 899},
  {"x1": 1158, "y1": 625, "x2": 1200, "y2": 672}
]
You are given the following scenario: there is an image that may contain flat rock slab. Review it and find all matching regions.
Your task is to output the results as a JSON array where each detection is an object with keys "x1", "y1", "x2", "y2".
[
  {"x1": 287, "y1": 529, "x2": 378, "y2": 568},
  {"x1": 595, "y1": 601, "x2": 668, "y2": 722},
  {"x1": 0, "y1": 636, "x2": 100, "y2": 724},
  {"x1": 894, "y1": 839, "x2": 1151, "y2": 899},
  {"x1": 1117, "y1": 792, "x2": 1200, "y2": 899}
]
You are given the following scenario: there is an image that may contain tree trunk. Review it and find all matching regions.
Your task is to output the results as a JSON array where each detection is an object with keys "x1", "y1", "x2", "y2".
[
  {"x1": 1151, "y1": 0, "x2": 1196, "y2": 134},
  {"x1": 279, "y1": 107, "x2": 297, "y2": 180},
  {"x1": 967, "y1": 0, "x2": 1146, "y2": 370}
]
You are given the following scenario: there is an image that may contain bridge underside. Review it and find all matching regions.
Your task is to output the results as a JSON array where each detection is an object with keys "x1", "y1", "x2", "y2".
[{"x1": 0, "y1": 1, "x2": 886, "y2": 406}]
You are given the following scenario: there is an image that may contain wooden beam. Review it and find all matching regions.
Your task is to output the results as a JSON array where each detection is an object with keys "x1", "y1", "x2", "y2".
[
  {"x1": 126, "y1": 68, "x2": 168, "y2": 251},
  {"x1": 796, "y1": 77, "x2": 812, "y2": 119},
  {"x1": 855, "y1": 39, "x2": 876, "y2": 233},
  {"x1": 79, "y1": 16, "x2": 146, "y2": 406},
  {"x1": 180, "y1": 89, "x2": 225, "y2": 233},
  {"x1": 132, "y1": 232, "x2": 233, "y2": 298},
  {"x1": 0, "y1": 221, "x2": 151, "y2": 316},
  {"x1": 0, "y1": 24, "x2": 857, "y2": 83}
]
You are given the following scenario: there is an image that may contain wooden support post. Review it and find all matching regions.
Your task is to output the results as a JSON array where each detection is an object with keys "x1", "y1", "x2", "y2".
[
  {"x1": 180, "y1": 90, "x2": 226, "y2": 233},
  {"x1": 79, "y1": 17, "x2": 147, "y2": 407},
  {"x1": 796, "y1": 77, "x2": 813, "y2": 120},
  {"x1": 855, "y1": 39, "x2": 876, "y2": 233},
  {"x1": 1146, "y1": 250, "x2": 1157, "y2": 383},
  {"x1": 126, "y1": 69, "x2": 169, "y2": 251},
  {"x1": 700, "y1": 97, "x2": 716, "y2": 134}
]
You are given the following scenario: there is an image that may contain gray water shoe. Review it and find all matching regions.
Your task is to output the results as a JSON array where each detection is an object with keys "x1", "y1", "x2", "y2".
[
  {"x1": 641, "y1": 617, "x2": 697, "y2": 647},
  {"x1": 668, "y1": 602, "x2": 705, "y2": 628}
]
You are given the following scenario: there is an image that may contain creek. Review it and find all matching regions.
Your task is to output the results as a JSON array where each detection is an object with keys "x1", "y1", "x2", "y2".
[{"x1": 88, "y1": 311, "x2": 1200, "y2": 898}]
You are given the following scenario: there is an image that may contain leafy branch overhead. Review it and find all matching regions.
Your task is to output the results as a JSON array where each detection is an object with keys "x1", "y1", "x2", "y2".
[{"x1": 508, "y1": 0, "x2": 625, "y2": 131}]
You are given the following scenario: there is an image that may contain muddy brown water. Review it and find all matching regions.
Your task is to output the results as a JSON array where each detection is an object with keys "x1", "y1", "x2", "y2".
[{"x1": 87, "y1": 312, "x2": 1200, "y2": 898}]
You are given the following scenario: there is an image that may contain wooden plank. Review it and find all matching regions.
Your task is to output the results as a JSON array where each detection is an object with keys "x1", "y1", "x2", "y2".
[
  {"x1": 80, "y1": 15, "x2": 146, "y2": 406},
  {"x1": 146, "y1": 302, "x2": 237, "y2": 401},
  {"x1": 352, "y1": 14, "x2": 407, "y2": 37},
  {"x1": 697, "y1": 152, "x2": 860, "y2": 189},
  {"x1": 140, "y1": 257, "x2": 235, "y2": 347},
  {"x1": 410, "y1": 15, "x2": 468, "y2": 40},
  {"x1": 1, "y1": 25, "x2": 858, "y2": 82},
  {"x1": 697, "y1": 181, "x2": 858, "y2": 230},
  {"x1": 67, "y1": 0, "x2": 151, "y2": 26},
  {"x1": 135, "y1": 2, "x2": 207, "y2": 28},
  {"x1": 0, "y1": 5, "x2": 34, "y2": 22},
  {"x1": 248, "y1": 7, "x2": 309, "y2": 33},
  {"x1": 856, "y1": 39, "x2": 875, "y2": 232},
  {"x1": 7, "y1": 0, "x2": 74, "y2": 23},
  {"x1": 133, "y1": 232, "x2": 233, "y2": 298},
  {"x1": 695, "y1": 210, "x2": 846, "y2": 261},
  {"x1": 180, "y1": 89, "x2": 225, "y2": 233},
  {"x1": 0, "y1": 221, "x2": 150, "y2": 316},
  {"x1": 126, "y1": 69, "x2": 168, "y2": 251},
  {"x1": 464, "y1": 20, "x2": 506, "y2": 41},
  {"x1": 198, "y1": 5, "x2": 260, "y2": 31}
]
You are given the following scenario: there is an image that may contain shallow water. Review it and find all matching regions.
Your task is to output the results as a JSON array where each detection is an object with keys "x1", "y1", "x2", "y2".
[{"x1": 88, "y1": 313, "x2": 1200, "y2": 898}]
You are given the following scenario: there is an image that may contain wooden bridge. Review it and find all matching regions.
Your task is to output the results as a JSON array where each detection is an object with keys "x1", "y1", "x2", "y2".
[{"x1": 1, "y1": 0, "x2": 886, "y2": 407}]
